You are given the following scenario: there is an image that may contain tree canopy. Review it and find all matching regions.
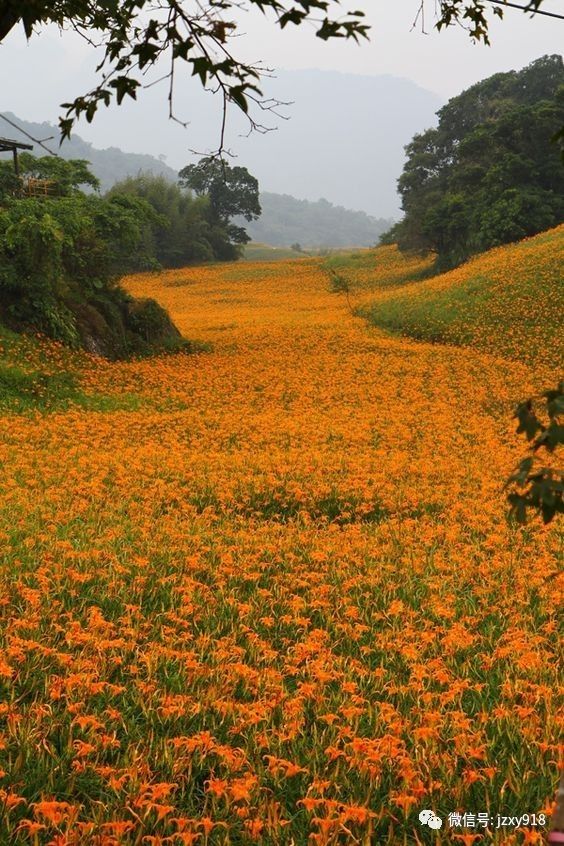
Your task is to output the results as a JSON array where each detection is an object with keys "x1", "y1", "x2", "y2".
[
  {"x1": 0, "y1": 1, "x2": 551, "y2": 148},
  {"x1": 388, "y1": 55, "x2": 564, "y2": 268},
  {"x1": 0, "y1": 152, "x2": 260, "y2": 356},
  {"x1": 109, "y1": 171, "x2": 252, "y2": 263},
  {"x1": 179, "y1": 158, "x2": 261, "y2": 245},
  {"x1": 0, "y1": 171, "x2": 182, "y2": 356}
]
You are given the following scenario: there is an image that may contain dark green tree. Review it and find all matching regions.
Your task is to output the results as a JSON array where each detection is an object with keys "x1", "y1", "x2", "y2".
[
  {"x1": 19, "y1": 153, "x2": 99, "y2": 195},
  {"x1": 506, "y1": 382, "x2": 564, "y2": 525},
  {"x1": 0, "y1": 195, "x2": 174, "y2": 357},
  {"x1": 108, "y1": 174, "x2": 224, "y2": 266},
  {"x1": 390, "y1": 56, "x2": 564, "y2": 268},
  {"x1": 0, "y1": 157, "x2": 183, "y2": 356},
  {"x1": 179, "y1": 158, "x2": 261, "y2": 246}
]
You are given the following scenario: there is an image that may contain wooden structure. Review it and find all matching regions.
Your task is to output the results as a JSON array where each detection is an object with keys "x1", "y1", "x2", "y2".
[
  {"x1": 24, "y1": 177, "x2": 56, "y2": 197},
  {"x1": 0, "y1": 136, "x2": 33, "y2": 175}
]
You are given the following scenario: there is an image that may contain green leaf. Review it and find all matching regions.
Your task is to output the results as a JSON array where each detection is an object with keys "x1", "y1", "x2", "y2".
[{"x1": 229, "y1": 86, "x2": 249, "y2": 114}]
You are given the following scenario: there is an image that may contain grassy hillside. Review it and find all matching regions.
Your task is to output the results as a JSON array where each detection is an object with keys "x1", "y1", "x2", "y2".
[
  {"x1": 325, "y1": 244, "x2": 435, "y2": 290},
  {"x1": 355, "y1": 225, "x2": 564, "y2": 371},
  {"x1": 0, "y1": 326, "x2": 149, "y2": 414},
  {"x1": 0, "y1": 321, "x2": 212, "y2": 415},
  {"x1": 241, "y1": 242, "x2": 305, "y2": 262}
]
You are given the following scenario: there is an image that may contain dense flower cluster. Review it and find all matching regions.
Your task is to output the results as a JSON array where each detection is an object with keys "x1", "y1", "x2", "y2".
[
  {"x1": 0, "y1": 250, "x2": 560, "y2": 844},
  {"x1": 360, "y1": 226, "x2": 564, "y2": 371}
]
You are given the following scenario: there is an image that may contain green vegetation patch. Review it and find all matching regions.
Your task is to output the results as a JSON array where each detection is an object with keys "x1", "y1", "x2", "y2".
[
  {"x1": 241, "y1": 243, "x2": 305, "y2": 262},
  {"x1": 324, "y1": 248, "x2": 435, "y2": 291},
  {"x1": 0, "y1": 326, "x2": 134, "y2": 414},
  {"x1": 387, "y1": 55, "x2": 564, "y2": 269},
  {"x1": 0, "y1": 362, "x2": 80, "y2": 412},
  {"x1": 0, "y1": 360, "x2": 146, "y2": 414}
]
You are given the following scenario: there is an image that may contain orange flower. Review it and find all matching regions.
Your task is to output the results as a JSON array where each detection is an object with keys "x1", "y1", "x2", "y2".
[
  {"x1": 391, "y1": 793, "x2": 418, "y2": 812},
  {"x1": 33, "y1": 801, "x2": 80, "y2": 826},
  {"x1": 519, "y1": 830, "x2": 544, "y2": 845},
  {"x1": 0, "y1": 228, "x2": 561, "y2": 844}
]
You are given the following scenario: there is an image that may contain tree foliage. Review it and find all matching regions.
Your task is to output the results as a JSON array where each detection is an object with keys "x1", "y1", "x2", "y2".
[
  {"x1": 0, "y1": 194, "x2": 164, "y2": 346},
  {"x1": 20, "y1": 153, "x2": 99, "y2": 195},
  {"x1": 0, "y1": 151, "x2": 265, "y2": 355},
  {"x1": 390, "y1": 55, "x2": 564, "y2": 268},
  {"x1": 0, "y1": 158, "x2": 186, "y2": 357},
  {"x1": 431, "y1": 0, "x2": 546, "y2": 43},
  {"x1": 109, "y1": 172, "x2": 246, "y2": 264},
  {"x1": 0, "y1": 153, "x2": 99, "y2": 201},
  {"x1": 179, "y1": 158, "x2": 261, "y2": 246},
  {"x1": 506, "y1": 382, "x2": 564, "y2": 524}
]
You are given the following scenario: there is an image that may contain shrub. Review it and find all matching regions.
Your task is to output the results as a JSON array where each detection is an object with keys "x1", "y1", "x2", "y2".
[{"x1": 0, "y1": 196, "x2": 185, "y2": 358}]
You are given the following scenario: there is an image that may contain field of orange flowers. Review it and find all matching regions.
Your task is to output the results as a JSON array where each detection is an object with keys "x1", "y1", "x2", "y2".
[
  {"x1": 0, "y1": 244, "x2": 561, "y2": 844},
  {"x1": 358, "y1": 226, "x2": 564, "y2": 371}
]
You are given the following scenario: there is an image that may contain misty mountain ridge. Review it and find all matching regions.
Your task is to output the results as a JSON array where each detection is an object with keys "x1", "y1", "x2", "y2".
[
  {"x1": 2, "y1": 61, "x2": 445, "y2": 248},
  {"x1": 87, "y1": 67, "x2": 442, "y2": 218},
  {"x1": 1, "y1": 111, "x2": 393, "y2": 247},
  {"x1": 0, "y1": 111, "x2": 178, "y2": 191},
  {"x1": 3, "y1": 67, "x2": 442, "y2": 218},
  {"x1": 239, "y1": 193, "x2": 393, "y2": 248}
]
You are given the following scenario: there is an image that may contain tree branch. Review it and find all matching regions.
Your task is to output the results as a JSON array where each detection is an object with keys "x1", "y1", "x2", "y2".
[{"x1": 0, "y1": 9, "x2": 20, "y2": 42}]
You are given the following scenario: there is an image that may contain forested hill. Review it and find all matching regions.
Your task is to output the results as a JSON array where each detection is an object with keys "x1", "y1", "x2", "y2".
[
  {"x1": 238, "y1": 193, "x2": 393, "y2": 248},
  {"x1": 0, "y1": 113, "x2": 178, "y2": 191}
]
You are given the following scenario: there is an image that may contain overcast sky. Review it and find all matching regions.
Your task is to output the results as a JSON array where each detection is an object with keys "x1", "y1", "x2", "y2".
[
  {"x1": 1, "y1": 0, "x2": 562, "y2": 214},
  {"x1": 235, "y1": 0, "x2": 564, "y2": 95},
  {"x1": 1, "y1": 1, "x2": 562, "y2": 118}
]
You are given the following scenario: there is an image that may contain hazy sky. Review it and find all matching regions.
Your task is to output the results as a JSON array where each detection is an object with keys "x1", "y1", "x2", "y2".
[
  {"x1": 1, "y1": 1, "x2": 562, "y2": 118},
  {"x1": 234, "y1": 1, "x2": 564, "y2": 96},
  {"x1": 1, "y1": 1, "x2": 562, "y2": 214}
]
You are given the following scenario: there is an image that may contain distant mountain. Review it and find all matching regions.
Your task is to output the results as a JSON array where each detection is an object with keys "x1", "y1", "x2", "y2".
[
  {"x1": 1, "y1": 114, "x2": 394, "y2": 247},
  {"x1": 223, "y1": 69, "x2": 442, "y2": 219},
  {"x1": 6, "y1": 67, "x2": 441, "y2": 218},
  {"x1": 240, "y1": 193, "x2": 393, "y2": 248},
  {"x1": 0, "y1": 112, "x2": 177, "y2": 192}
]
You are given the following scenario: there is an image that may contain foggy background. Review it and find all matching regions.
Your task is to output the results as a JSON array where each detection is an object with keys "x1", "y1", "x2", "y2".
[{"x1": 1, "y1": 1, "x2": 562, "y2": 218}]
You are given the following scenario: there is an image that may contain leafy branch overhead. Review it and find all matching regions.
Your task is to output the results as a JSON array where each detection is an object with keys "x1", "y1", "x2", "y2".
[
  {"x1": 0, "y1": 1, "x2": 551, "y2": 152},
  {"x1": 0, "y1": 0, "x2": 370, "y2": 151},
  {"x1": 506, "y1": 382, "x2": 564, "y2": 524},
  {"x1": 433, "y1": 0, "x2": 545, "y2": 43}
]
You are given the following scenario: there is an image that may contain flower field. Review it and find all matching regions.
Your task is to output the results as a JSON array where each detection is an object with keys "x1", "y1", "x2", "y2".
[
  {"x1": 0, "y1": 241, "x2": 562, "y2": 844},
  {"x1": 359, "y1": 226, "x2": 564, "y2": 371}
]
